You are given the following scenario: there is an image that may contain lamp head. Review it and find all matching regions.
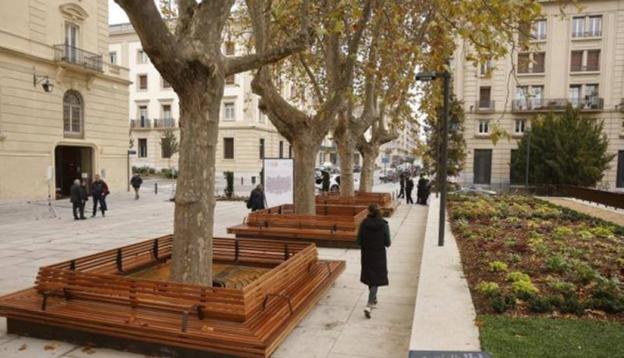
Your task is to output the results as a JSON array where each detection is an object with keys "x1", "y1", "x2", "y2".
[
  {"x1": 41, "y1": 78, "x2": 54, "y2": 93},
  {"x1": 415, "y1": 71, "x2": 438, "y2": 81}
]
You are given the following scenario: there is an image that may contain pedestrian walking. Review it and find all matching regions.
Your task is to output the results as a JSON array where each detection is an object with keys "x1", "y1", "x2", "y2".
[
  {"x1": 321, "y1": 170, "x2": 330, "y2": 193},
  {"x1": 405, "y1": 176, "x2": 414, "y2": 204},
  {"x1": 417, "y1": 174, "x2": 429, "y2": 205},
  {"x1": 70, "y1": 179, "x2": 86, "y2": 220},
  {"x1": 398, "y1": 174, "x2": 405, "y2": 198},
  {"x1": 357, "y1": 204, "x2": 391, "y2": 319},
  {"x1": 247, "y1": 184, "x2": 267, "y2": 212},
  {"x1": 91, "y1": 174, "x2": 109, "y2": 217},
  {"x1": 130, "y1": 173, "x2": 143, "y2": 200}
]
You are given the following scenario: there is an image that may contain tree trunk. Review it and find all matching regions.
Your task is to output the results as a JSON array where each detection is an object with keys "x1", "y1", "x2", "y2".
[
  {"x1": 336, "y1": 134, "x2": 356, "y2": 196},
  {"x1": 170, "y1": 87, "x2": 222, "y2": 285},
  {"x1": 359, "y1": 144, "x2": 377, "y2": 192},
  {"x1": 293, "y1": 138, "x2": 319, "y2": 215}
]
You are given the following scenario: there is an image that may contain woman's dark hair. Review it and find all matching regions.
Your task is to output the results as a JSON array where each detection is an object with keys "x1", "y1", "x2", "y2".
[{"x1": 367, "y1": 204, "x2": 381, "y2": 218}]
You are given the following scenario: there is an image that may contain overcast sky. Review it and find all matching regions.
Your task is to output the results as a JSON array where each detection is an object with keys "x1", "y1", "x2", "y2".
[{"x1": 109, "y1": 0, "x2": 129, "y2": 24}]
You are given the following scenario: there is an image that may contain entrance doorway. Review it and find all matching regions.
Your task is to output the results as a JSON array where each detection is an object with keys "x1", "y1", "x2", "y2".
[{"x1": 55, "y1": 145, "x2": 93, "y2": 198}]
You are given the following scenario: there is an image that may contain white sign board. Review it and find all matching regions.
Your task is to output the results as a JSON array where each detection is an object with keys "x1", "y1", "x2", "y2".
[{"x1": 263, "y1": 159, "x2": 294, "y2": 207}]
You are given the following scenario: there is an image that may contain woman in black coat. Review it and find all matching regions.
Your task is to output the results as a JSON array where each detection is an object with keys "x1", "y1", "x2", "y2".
[{"x1": 357, "y1": 204, "x2": 391, "y2": 319}]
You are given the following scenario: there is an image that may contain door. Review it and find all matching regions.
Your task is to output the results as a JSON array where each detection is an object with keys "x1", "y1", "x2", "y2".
[
  {"x1": 617, "y1": 151, "x2": 624, "y2": 188},
  {"x1": 65, "y1": 23, "x2": 79, "y2": 62},
  {"x1": 55, "y1": 146, "x2": 92, "y2": 198},
  {"x1": 473, "y1": 149, "x2": 492, "y2": 185}
]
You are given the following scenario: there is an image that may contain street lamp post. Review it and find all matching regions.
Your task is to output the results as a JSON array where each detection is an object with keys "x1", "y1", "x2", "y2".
[{"x1": 416, "y1": 70, "x2": 451, "y2": 247}]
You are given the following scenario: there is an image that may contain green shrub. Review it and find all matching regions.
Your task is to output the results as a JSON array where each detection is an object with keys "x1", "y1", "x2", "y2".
[
  {"x1": 591, "y1": 226, "x2": 614, "y2": 239},
  {"x1": 533, "y1": 206, "x2": 561, "y2": 220},
  {"x1": 507, "y1": 271, "x2": 531, "y2": 283},
  {"x1": 477, "y1": 281, "x2": 501, "y2": 297},
  {"x1": 488, "y1": 261, "x2": 509, "y2": 273},
  {"x1": 546, "y1": 278, "x2": 576, "y2": 295},
  {"x1": 545, "y1": 255, "x2": 570, "y2": 274},
  {"x1": 528, "y1": 296, "x2": 553, "y2": 313},
  {"x1": 512, "y1": 279, "x2": 539, "y2": 299},
  {"x1": 504, "y1": 216, "x2": 522, "y2": 227},
  {"x1": 558, "y1": 296, "x2": 586, "y2": 315},
  {"x1": 577, "y1": 229, "x2": 594, "y2": 241},
  {"x1": 552, "y1": 226, "x2": 574, "y2": 241},
  {"x1": 589, "y1": 278, "x2": 624, "y2": 313},
  {"x1": 490, "y1": 294, "x2": 516, "y2": 313},
  {"x1": 570, "y1": 260, "x2": 598, "y2": 284}
]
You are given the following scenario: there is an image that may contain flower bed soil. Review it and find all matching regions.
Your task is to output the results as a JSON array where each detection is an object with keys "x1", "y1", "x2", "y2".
[{"x1": 448, "y1": 194, "x2": 624, "y2": 321}]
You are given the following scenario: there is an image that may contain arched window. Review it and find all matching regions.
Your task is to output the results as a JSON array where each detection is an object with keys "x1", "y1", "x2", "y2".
[{"x1": 63, "y1": 90, "x2": 83, "y2": 137}]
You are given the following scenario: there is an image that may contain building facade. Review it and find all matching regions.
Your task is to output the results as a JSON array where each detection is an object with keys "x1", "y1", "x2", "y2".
[
  {"x1": 0, "y1": 0, "x2": 130, "y2": 200},
  {"x1": 453, "y1": 0, "x2": 624, "y2": 191},
  {"x1": 109, "y1": 23, "x2": 292, "y2": 187}
]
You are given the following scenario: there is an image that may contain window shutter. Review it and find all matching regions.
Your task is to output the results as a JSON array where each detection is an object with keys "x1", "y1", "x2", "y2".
[
  {"x1": 570, "y1": 51, "x2": 583, "y2": 72},
  {"x1": 518, "y1": 53, "x2": 530, "y2": 73},
  {"x1": 587, "y1": 50, "x2": 600, "y2": 71},
  {"x1": 533, "y1": 52, "x2": 545, "y2": 73}
]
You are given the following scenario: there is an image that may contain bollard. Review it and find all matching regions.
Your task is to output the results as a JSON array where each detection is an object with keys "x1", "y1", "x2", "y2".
[{"x1": 155, "y1": 182, "x2": 158, "y2": 194}]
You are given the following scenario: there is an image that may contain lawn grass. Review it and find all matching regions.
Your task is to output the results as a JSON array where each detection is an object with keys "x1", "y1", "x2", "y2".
[{"x1": 479, "y1": 315, "x2": 624, "y2": 358}]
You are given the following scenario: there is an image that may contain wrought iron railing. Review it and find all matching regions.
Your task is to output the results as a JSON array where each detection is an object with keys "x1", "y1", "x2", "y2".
[
  {"x1": 475, "y1": 100, "x2": 495, "y2": 113},
  {"x1": 130, "y1": 118, "x2": 151, "y2": 129},
  {"x1": 54, "y1": 44, "x2": 103, "y2": 72},
  {"x1": 512, "y1": 97, "x2": 604, "y2": 112},
  {"x1": 153, "y1": 118, "x2": 176, "y2": 129}
]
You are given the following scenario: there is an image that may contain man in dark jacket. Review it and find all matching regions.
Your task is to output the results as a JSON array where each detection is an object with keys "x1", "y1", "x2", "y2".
[
  {"x1": 321, "y1": 170, "x2": 330, "y2": 192},
  {"x1": 91, "y1": 174, "x2": 109, "y2": 217},
  {"x1": 130, "y1": 173, "x2": 143, "y2": 200},
  {"x1": 417, "y1": 174, "x2": 429, "y2": 205},
  {"x1": 357, "y1": 204, "x2": 391, "y2": 319},
  {"x1": 405, "y1": 177, "x2": 414, "y2": 204},
  {"x1": 247, "y1": 184, "x2": 267, "y2": 212},
  {"x1": 70, "y1": 179, "x2": 86, "y2": 220},
  {"x1": 398, "y1": 174, "x2": 405, "y2": 198}
]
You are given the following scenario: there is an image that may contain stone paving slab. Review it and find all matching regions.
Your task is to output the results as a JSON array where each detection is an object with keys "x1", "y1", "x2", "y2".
[
  {"x1": 542, "y1": 196, "x2": 624, "y2": 227},
  {"x1": 0, "y1": 183, "x2": 428, "y2": 357}
]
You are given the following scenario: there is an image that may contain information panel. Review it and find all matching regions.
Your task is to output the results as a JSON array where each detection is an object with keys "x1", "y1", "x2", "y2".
[{"x1": 263, "y1": 158, "x2": 294, "y2": 207}]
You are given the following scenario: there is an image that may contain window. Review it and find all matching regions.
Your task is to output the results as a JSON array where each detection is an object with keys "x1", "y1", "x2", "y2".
[
  {"x1": 573, "y1": 15, "x2": 602, "y2": 38},
  {"x1": 518, "y1": 52, "x2": 545, "y2": 74},
  {"x1": 479, "y1": 61, "x2": 492, "y2": 77},
  {"x1": 586, "y1": 50, "x2": 600, "y2": 71},
  {"x1": 162, "y1": 104, "x2": 172, "y2": 119},
  {"x1": 478, "y1": 120, "x2": 489, "y2": 134},
  {"x1": 225, "y1": 41, "x2": 235, "y2": 56},
  {"x1": 138, "y1": 105, "x2": 148, "y2": 120},
  {"x1": 569, "y1": 85, "x2": 582, "y2": 106},
  {"x1": 473, "y1": 149, "x2": 492, "y2": 185},
  {"x1": 138, "y1": 138, "x2": 147, "y2": 158},
  {"x1": 516, "y1": 85, "x2": 544, "y2": 109},
  {"x1": 138, "y1": 74, "x2": 148, "y2": 90},
  {"x1": 259, "y1": 138, "x2": 265, "y2": 159},
  {"x1": 514, "y1": 119, "x2": 526, "y2": 134},
  {"x1": 279, "y1": 141, "x2": 284, "y2": 158},
  {"x1": 137, "y1": 49, "x2": 148, "y2": 64},
  {"x1": 109, "y1": 51, "x2": 117, "y2": 65},
  {"x1": 223, "y1": 138, "x2": 234, "y2": 159},
  {"x1": 225, "y1": 74, "x2": 235, "y2": 85},
  {"x1": 223, "y1": 102, "x2": 235, "y2": 121},
  {"x1": 531, "y1": 19, "x2": 547, "y2": 41},
  {"x1": 162, "y1": 77, "x2": 171, "y2": 89},
  {"x1": 569, "y1": 84, "x2": 600, "y2": 108},
  {"x1": 63, "y1": 90, "x2": 83, "y2": 137},
  {"x1": 478, "y1": 87, "x2": 492, "y2": 108},
  {"x1": 65, "y1": 23, "x2": 79, "y2": 62},
  {"x1": 617, "y1": 151, "x2": 624, "y2": 188},
  {"x1": 571, "y1": 50, "x2": 600, "y2": 72}
]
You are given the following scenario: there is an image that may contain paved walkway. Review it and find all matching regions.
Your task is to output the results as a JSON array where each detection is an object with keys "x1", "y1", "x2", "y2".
[
  {"x1": 543, "y1": 197, "x2": 624, "y2": 227},
  {"x1": 0, "y1": 183, "x2": 427, "y2": 358}
]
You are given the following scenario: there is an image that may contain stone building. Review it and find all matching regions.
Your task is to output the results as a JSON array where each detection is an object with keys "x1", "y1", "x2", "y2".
[
  {"x1": 0, "y1": 0, "x2": 130, "y2": 199},
  {"x1": 453, "y1": 0, "x2": 624, "y2": 191},
  {"x1": 108, "y1": 23, "x2": 292, "y2": 188}
]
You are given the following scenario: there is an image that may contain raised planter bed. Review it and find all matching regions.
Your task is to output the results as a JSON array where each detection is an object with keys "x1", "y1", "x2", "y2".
[
  {"x1": 228, "y1": 204, "x2": 367, "y2": 248},
  {"x1": 0, "y1": 235, "x2": 345, "y2": 358},
  {"x1": 316, "y1": 191, "x2": 398, "y2": 216}
]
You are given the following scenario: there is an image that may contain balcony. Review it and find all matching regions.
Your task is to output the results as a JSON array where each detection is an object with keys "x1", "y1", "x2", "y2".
[
  {"x1": 130, "y1": 118, "x2": 151, "y2": 129},
  {"x1": 572, "y1": 31, "x2": 602, "y2": 39},
  {"x1": 54, "y1": 44, "x2": 103, "y2": 72},
  {"x1": 475, "y1": 100, "x2": 495, "y2": 114},
  {"x1": 153, "y1": 118, "x2": 176, "y2": 129},
  {"x1": 512, "y1": 97, "x2": 604, "y2": 113},
  {"x1": 571, "y1": 65, "x2": 600, "y2": 73}
]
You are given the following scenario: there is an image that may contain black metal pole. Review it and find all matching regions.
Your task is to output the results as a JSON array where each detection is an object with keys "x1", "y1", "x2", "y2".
[
  {"x1": 525, "y1": 130, "x2": 531, "y2": 189},
  {"x1": 438, "y1": 72, "x2": 450, "y2": 247}
]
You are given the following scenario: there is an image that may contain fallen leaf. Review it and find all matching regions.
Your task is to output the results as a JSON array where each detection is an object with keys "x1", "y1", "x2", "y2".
[{"x1": 18, "y1": 344, "x2": 27, "y2": 351}]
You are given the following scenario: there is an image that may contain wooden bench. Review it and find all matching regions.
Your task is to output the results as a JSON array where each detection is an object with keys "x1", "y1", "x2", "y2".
[
  {"x1": 316, "y1": 191, "x2": 398, "y2": 216},
  {"x1": 228, "y1": 204, "x2": 368, "y2": 248},
  {"x1": 0, "y1": 236, "x2": 345, "y2": 358}
]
